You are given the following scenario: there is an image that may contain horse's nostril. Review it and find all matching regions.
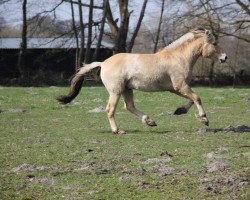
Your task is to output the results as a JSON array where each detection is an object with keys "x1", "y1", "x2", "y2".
[{"x1": 225, "y1": 56, "x2": 228, "y2": 60}]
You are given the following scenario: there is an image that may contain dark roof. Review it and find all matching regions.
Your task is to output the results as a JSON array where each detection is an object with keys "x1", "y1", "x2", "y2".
[{"x1": 0, "y1": 37, "x2": 113, "y2": 49}]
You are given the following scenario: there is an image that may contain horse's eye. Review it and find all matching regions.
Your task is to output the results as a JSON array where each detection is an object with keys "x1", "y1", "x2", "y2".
[{"x1": 213, "y1": 42, "x2": 217, "y2": 46}]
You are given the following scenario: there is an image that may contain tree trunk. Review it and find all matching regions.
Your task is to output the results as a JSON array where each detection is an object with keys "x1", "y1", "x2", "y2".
[
  {"x1": 70, "y1": 0, "x2": 79, "y2": 71},
  {"x1": 114, "y1": 0, "x2": 130, "y2": 53},
  {"x1": 105, "y1": 0, "x2": 130, "y2": 54},
  {"x1": 127, "y1": 0, "x2": 148, "y2": 53},
  {"x1": 78, "y1": 0, "x2": 85, "y2": 67},
  {"x1": 84, "y1": 0, "x2": 94, "y2": 64},
  {"x1": 153, "y1": 0, "x2": 165, "y2": 53},
  {"x1": 93, "y1": 0, "x2": 108, "y2": 61},
  {"x1": 106, "y1": 0, "x2": 118, "y2": 37},
  {"x1": 17, "y1": 0, "x2": 28, "y2": 79}
]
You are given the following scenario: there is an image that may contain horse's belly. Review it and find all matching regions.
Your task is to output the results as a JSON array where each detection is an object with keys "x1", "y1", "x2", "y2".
[{"x1": 127, "y1": 77, "x2": 172, "y2": 92}]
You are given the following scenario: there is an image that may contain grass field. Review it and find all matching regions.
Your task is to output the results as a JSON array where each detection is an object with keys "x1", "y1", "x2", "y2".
[{"x1": 0, "y1": 86, "x2": 249, "y2": 200}]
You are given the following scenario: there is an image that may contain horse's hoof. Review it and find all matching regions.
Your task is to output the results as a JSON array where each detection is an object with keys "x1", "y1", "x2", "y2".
[
  {"x1": 142, "y1": 116, "x2": 157, "y2": 127},
  {"x1": 147, "y1": 120, "x2": 157, "y2": 126},
  {"x1": 196, "y1": 114, "x2": 209, "y2": 126},
  {"x1": 146, "y1": 118, "x2": 157, "y2": 126},
  {"x1": 204, "y1": 121, "x2": 209, "y2": 126},
  {"x1": 113, "y1": 129, "x2": 126, "y2": 135},
  {"x1": 173, "y1": 107, "x2": 187, "y2": 115}
]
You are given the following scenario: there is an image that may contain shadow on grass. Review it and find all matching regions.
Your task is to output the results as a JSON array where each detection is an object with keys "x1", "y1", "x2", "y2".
[
  {"x1": 197, "y1": 125, "x2": 250, "y2": 134},
  {"x1": 98, "y1": 129, "x2": 170, "y2": 134}
]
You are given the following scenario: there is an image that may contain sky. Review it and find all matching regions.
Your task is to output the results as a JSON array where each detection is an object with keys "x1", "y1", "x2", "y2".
[
  {"x1": 0, "y1": 0, "x2": 80, "y2": 27},
  {"x1": 0, "y1": 0, "x2": 184, "y2": 28}
]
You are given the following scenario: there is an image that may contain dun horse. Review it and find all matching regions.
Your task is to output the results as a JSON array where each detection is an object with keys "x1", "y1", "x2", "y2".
[{"x1": 57, "y1": 28, "x2": 227, "y2": 134}]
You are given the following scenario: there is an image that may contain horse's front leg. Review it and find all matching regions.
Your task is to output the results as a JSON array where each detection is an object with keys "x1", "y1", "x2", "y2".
[
  {"x1": 174, "y1": 84, "x2": 209, "y2": 126},
  {"x1": 173, "y1": 100, "x2": 194, "y2": 115}
]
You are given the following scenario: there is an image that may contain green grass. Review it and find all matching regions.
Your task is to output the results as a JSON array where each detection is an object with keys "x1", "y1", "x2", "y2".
[{"x1": 0, "y1": 86, "x2": 249, "y2": 200}]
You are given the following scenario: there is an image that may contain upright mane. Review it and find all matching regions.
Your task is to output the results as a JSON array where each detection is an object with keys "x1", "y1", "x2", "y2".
[{"x1": 164, "y1": 28, "x2": 206, "y2": 50}]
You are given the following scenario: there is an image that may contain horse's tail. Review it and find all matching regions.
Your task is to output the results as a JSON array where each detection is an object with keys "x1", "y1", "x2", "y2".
[{"x1": 56, "y1": 62, "x2": 102, "y2": 104}]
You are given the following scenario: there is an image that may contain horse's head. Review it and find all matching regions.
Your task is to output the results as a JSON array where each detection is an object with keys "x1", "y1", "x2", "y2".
[{"x1": 199, "y1": 29, "x2": 227, "y2": 63}]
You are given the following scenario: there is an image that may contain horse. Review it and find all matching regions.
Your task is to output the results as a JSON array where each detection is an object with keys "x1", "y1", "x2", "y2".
[{"x1": 57, "y1": 28, "x2": 227, "y2": 134}]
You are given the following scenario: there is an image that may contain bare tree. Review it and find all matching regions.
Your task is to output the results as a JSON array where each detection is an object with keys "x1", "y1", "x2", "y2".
[
  {"x1": 78, "y1": 0, "x2": 85, "y2": 68},
  {"x1": 17, "y1": 0, "x2": 28, "y2": 79},
  {"x1": 153, "y1": 0, "x2": 165, "y2": 53},
  {"x1": 93, "y1": 0, "x2": 108, "y2": 61},
  {"x1": 84, "y1": 0, "x2": 94, "y2": 64},
  {"x1": 105, "y1": 0, "x2": 131, "y2": 53},
  {"x1": 127, "y1": 0, "x2": 148, "y2": 52},
  {"x1": 114, "y1": 0, "x2": 131, "y2": 53},
  {"x1": 0, "y1": 0, "x2": 11, "y2": 5},
  {"x1": 70, "y1": 0, "x2": 80, "y2": 70}
]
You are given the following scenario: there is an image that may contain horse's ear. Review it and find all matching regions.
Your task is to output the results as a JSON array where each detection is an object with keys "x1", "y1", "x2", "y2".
[
  {"x1": 204, "y1": 30, "x2": 214, "y2": 42},
  {"x1": 205, "y1": 30, "x2": 211, "y2": 35},
  {"x1": 192, "y1": 28, "x2": 206, "y2": 37}
]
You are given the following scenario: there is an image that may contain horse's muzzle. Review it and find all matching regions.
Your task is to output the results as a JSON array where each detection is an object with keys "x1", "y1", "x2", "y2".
[{"x1": 219, "y1": 53, "x2": 227, "y2": 63}]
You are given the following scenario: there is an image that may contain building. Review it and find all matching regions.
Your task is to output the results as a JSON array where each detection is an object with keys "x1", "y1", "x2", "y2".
[{"x1": 0, "y1": 37, "x2": 113, "y2": 85}]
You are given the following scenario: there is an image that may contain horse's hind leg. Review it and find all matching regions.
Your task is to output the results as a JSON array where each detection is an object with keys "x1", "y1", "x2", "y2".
[
  {"x1": 122, "y1": 88, "x2": 157, "y2": 126},
  {"x1": 106, "y1": 93, "x2": 126, "y2": 134},
  {"x1": 173, "y1": 100, "x2": 194, "y2": 115}
]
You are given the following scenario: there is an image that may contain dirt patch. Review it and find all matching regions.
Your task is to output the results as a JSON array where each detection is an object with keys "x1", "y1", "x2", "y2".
[
  {"x1": 158, "y1": 111, "x2": 173, "y2": 116},
  {"x1": 89, "y1": 139, "x2": 108, "y2": 145},
  {"x1": 11, "y1": 163, "x2": 52, "y2": 172},
  {"x1": 68, "y1": 100, "x2": 85, "y2": 106},
  {"x1": 73, "y1": 161, "x2": 111, "y2": 175},
  {"x1": 88, "y1": 106, "x2": 105, "y2": 113},
  {"x1": 141, "y1": 154, "x2": 174, "y2": 176},
  {"x1": 214, "y1": 96, "x2": 225, "y2": 100},
  {"x1": 137, "y1": 180, "x2": 151, "y2": 189},
  {"x1": 197, "y1": 125, "x2": 250, "y2": 134},
  {"x1": 92, "y1": 98, "x2": 104, "y2": 103},
  {"x1": 205, "y1": 152, "x2": 228, "y2": 173},
  {"x1": 119, "y1": 174, "x2": 134, "y2": 182},
  {"x1": 200, "y1": 148, "x2": 249, "y2": 197},
  {"x1": 29, "y1": 177, "x2": 56, "y2": 185},
  {"x1": 143, "y1": 157, "x2": 172, "y2": 164},
  {"x1": 200, "y1": 174, "x2": 249, "y2": 197},
  {"x1": 9, "y1": 108, "x2": 27, "y2": 113},
  {"x1": 74, "y1": 165, "x2": 91, "y2": 173},
  {"x1": 242, "y1": 97, "x2": 250, "y2": 102},
  {"x1": 147, "y1": 164, "x2": 175, "y2": 174}
]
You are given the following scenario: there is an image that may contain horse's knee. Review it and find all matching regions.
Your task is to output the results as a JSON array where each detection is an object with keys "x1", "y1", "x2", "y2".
[
  {"x1": 106, "y1": 103, "x2": 110, "y2": 113},
  {"x1": 106, "y1": 108, "x2": 114, "y2": 118},
  {"x1": 193, "y1": 95, "x2": 201, "y2": 104},
  {"x1": 106, "y1": 105, "x2": 116, "y2": 118}
]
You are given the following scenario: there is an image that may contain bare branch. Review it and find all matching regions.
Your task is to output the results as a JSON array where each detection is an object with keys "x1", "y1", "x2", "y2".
[
  {"x1": 235, "y1": 0, "x2": 250, "y2": 15},
  {"x1": 106, "y1": 0, "x2": 119, "y2": 37},
  {"x1": 225, "y1": 19, "x2": 250, "y2": 25},
  {"x1": 35, "y1": 0, "x2": 64, "y2": 16},
  {"x1": 63, "y1": 0, "x2": 103, "y2": 9},
  {"x1": 220, "y1": 31, "x2": 250, "y2": 43},
  {"x1": 128, "y1": 0, "x2": 148, "y2": 52}
]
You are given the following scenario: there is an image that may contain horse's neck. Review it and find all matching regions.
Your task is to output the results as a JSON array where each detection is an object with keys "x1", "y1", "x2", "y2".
[{"x1": 173, "y1": 39, "x2": 203, "y2": 69}]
